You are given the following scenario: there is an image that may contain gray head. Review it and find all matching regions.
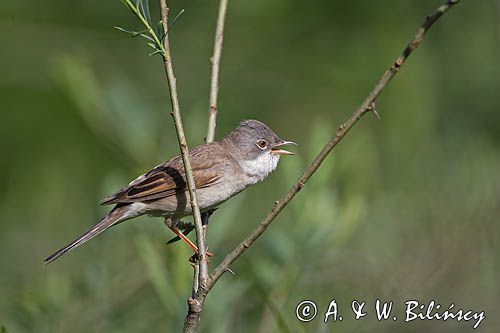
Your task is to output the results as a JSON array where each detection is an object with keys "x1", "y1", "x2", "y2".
[{"x1": 223, "y1": 119, "x2": 296, "y2": 182}]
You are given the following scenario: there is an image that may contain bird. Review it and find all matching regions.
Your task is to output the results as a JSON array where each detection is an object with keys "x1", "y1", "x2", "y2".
[{"x1": 44, "y1": 119, "x2": 296, "y2": 263}]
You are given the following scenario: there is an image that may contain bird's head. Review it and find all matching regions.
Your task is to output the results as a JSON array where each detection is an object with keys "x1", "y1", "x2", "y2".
[{"x1": 224, "y1": 119, "x2": 296, "y2": 182}]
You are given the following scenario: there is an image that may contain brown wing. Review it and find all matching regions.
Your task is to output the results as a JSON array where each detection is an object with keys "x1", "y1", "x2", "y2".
[{"x1": 100, "y1": 145, "x2": 221, "y2": 205}]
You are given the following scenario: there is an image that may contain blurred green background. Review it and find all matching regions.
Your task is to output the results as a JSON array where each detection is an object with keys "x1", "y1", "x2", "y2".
[{"x1": 1, "y1": 0, "x2": 499, "y2": 332}]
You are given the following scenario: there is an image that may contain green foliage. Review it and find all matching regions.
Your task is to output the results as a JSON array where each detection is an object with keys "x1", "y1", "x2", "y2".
[
  {"x1": 116, "y1": 0, "x2": 184, "y2": 57},
  {"x1": 118, "y1": 0, "x2": 166, "y2": 57}
]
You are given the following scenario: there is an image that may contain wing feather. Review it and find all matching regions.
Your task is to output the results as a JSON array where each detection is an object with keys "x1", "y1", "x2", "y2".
[{"x1": 100, "y1": 145, "x2": 223, "y2": 205}]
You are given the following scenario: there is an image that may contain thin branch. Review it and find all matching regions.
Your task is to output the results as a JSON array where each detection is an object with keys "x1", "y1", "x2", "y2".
[
  {"x1": 158, "y1": 0, "x2": 209, "y2": 291},
  {"x1": 206, "y1": 0, "x2": 229, "y2": 143},
  {"x1": 208, "y1": 0, "x2": 460, "y2": 289},
  {"x1": 201, "y1": 0, "x2": 229, "y2": 290},
  {"x1": 183, "y1": 1, "x2": 230, "y2": 330}
]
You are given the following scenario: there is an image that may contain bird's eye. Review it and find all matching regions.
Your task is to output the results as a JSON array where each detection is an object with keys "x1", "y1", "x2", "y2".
[{"x1": 257, "y1": 139, "x2": 267, "y2": 149}]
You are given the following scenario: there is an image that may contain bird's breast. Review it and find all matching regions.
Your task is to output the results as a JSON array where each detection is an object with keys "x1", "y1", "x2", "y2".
[
  {"x1": 239, "y1": 153, "x2": 280, "y2": 184},
  {"x1": 195, "y1": 176, "x2": 247, "y2": 210}
]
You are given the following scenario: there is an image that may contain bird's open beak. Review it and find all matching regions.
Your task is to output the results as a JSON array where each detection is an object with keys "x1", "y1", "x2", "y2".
[{"x1": 271, "y1": 140, "x2": 297, "y2": 155}]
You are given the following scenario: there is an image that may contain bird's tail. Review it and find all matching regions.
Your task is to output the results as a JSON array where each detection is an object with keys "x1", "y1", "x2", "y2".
[{"x1": 44, "y1": 205, "x2": 134, "y2": 264}]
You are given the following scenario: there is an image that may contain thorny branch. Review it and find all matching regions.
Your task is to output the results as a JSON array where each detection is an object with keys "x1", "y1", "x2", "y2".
[{"x1": 207, "y1": 0, "x2": 461, "y2": 289}]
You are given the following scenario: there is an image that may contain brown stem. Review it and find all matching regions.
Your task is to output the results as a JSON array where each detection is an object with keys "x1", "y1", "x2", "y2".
[
  {"x1": 158, "y1": 0, "x2": 208, "y2": 298},
  {"x1": 182, "y1": 1, "x2": 230, "y2": 331},
  {"x1": 202, "y1": 0, "x2": 229, "y2": 255},
  {"x1": 206, "y1": 0, "x2": 229, "y2": 144}
]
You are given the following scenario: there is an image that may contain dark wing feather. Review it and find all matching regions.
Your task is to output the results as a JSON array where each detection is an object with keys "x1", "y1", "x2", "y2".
[{"x1": 100, "y1": 144, "x2": 222, "y2": 205}]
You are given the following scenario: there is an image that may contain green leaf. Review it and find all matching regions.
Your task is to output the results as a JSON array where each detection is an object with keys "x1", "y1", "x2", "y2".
[
  {"x1": 115, "y1": 26, "x2": 155, "y2": 44},
  {"x1": 130, "y1": 29, "x2": 148, "y2": 36},
  {"x1": 121, "y1": 0, "x2": 137, "y2": 14},
  {"x1": 143, "y1": 0, "x2": 151, "y2": 24},
  {"x1": 170, "y1": 9, "x2": 185, "y2": 29},
  {"x1": 156, "y1": 20, "x2": 165, "y2": 41},
  {"x1": 114, "y1": 26, "x2": 139, "y2": 35},
  {"x1": 153, "y1": 9, "x2": 184, "y2": 44},
  {"x1": 148, "y1": 49, "x2": 164, "y2": 57},
  {"x1": 137, "y1": 0, "x2": 152, "y2": 24},
  {"x1": 135, "y1": 33, "x2": 154, "y2": 43}
]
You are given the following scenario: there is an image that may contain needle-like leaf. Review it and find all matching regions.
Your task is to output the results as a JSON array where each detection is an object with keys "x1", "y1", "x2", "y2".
[
  {"x1": 114, "y1": 26, "x2": 139, "y2": 34},
  {"x1": 138, "y1": 0, "x2": 152, "y2": 24},
  {"x1": 116, "y1": 0, "x2": 167, "y2": 58},
  {"x1": 170, "y1": 9, "x2": 185, "y2": 28},
  {"x1": 148, "y1": 49, "x2": 164, "y2": 56}
]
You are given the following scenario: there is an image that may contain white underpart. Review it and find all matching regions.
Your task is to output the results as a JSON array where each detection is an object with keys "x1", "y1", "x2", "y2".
[
  {"x1": 240, "y1": 152, "x2": 280, "y2": 184},
  {"x1": 123, "y1": 202, "x2": 148, "y2": 219}
]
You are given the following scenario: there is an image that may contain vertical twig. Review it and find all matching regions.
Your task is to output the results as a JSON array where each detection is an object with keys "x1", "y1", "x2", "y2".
[
  {"x1": 206, "y1": 0, "x2": 229, "y2": 143},
  {"x1": 184, "y1": 1, "x2": 230, "y2": 331},
  {"x1": 201, "y1": 0, "x2": 229, "y2": 264},
  {"x1": 158, "y1": 0, "x2": 209, "y2": 291}
]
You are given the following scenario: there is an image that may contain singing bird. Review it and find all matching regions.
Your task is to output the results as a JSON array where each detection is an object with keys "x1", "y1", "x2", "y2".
[{"x1": 45, "y1": 119, "x2": 296, "y2": 263}]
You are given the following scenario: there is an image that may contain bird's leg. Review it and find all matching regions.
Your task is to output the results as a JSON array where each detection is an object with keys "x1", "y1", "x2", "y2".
[
  {"x1": 164, "y1": 217, "x2": 213, "y2": 257},
  {"x1": 202, "y1": 209, "x2": 216, "y2": 226},
  {"x1": 166, "y1": 220, "x2": 194, "y2": 244}
]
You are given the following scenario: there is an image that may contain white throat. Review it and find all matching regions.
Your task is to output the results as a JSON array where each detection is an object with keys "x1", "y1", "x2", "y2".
[{"x1": 240, "y1": 152, "x2": 280, "y2": 184}]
